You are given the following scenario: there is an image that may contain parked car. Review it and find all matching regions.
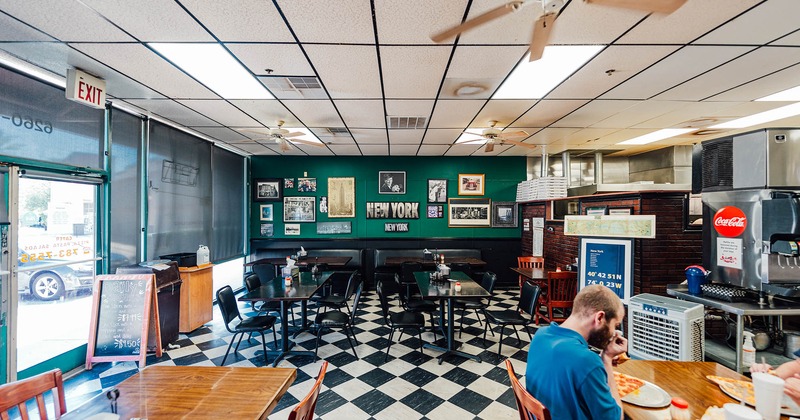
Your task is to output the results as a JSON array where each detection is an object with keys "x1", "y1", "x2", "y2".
[{"x1": 17, "y1": 251, "x2": 95, "y2": 301}]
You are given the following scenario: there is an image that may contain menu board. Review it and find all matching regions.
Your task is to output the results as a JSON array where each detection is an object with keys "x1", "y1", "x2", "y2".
[
  {"x1": 86, "y1": 274, "x2": 161, "y2": 369},
  {"x1": 578, "y1": 237, "x2": 633, "y2": 304}
]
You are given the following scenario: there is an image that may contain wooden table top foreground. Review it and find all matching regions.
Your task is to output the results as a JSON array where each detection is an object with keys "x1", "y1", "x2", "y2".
[
  {"x1": 616, "y1": 360, "x2": 782, "y2": 420},
  {"x1": 63, "y1": 365, "x2": 296, "y2": 420}
]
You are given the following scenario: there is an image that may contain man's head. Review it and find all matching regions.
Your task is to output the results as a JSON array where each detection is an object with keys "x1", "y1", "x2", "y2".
[
  {"x1": 383, "y1": 175, "x2": 393, "y2": 186},
  {"x1": 572, "y1": 285, "x2": 625, "y2": 348}
]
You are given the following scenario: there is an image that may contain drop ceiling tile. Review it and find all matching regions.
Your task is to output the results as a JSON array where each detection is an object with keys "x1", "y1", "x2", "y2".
[
  {"x1": 524, "y1": 127, "x2": 581, "y2": 145},
  {"x1": 126, "y1": 99, "x2": 218, "y2": 126},
  {"x1": 380, "y1": 46, "x2": 451, "y2": 99},
  {"x1": 294, "y1": 144, "x2": 334, "y2": 156},
  {"x1": 554, "y1": 100, "x2": 635, "y2": 128},
  {"x1": 445, "y1": 143, "x2": 482, "y2": 156},
  {"x1": 591, "y1": 100, "x2": 687, "y2": 129},
  {"x1": 304, "y1": 45, "x2": 382, "y2": 99},
  {"x1": 385, "y1": 100, "x2": 435, "y2": 118},
  {"x1": 80, "y1": 0, "x2": 213, "y2": 42},
  {"x1": 281, "y1": 99, "x2": 342, "y2": 127},
  {"x1": 427, "y1": 100, "x2": 485, "y2": 129},
  {"x1": 180, "y1": 0, "x2": 294, "y2": 42},
  {"x1": 233, "y1": 143, "x2": 278, "y2": 155},
  {"x1": 335, "y1": 100, "x2": 385, "y2": 128},
  {"x1": 601, "y1": 46, "x2": 755, "y2": 100},
  {"x1": 705, "y1": 101, "x2": 796, "y2": 119},
  {"x1": 709, "y1": 64, "x2": 800, "y2": 101},
  {"x1": 547, "y1": 46, "x2": 678, "y2": 100},
  {"x1": 228, "y1": 43, "x2": 313, "y2": 78},
  {"x1": 177, "y1": 100, "x2": 260, "y2": 126},
  {"x1": 617, "y1": 0, "x2": 760, "y2": 44},
  {"x1": 423, "y1": 128, "x2": 464, "y2": 145},
  {"x1": 389, "y1": 130, "x2": 425, "y2": 145},
  {"x1": 501, "y1": 146, "x2": 538, "y2": 156},
  {"x1": 279, "y1": 0, "x2": 374, "y2": 43},
  {"x1": 361, "y1": 144, "x2": 390, "y2": 155},
  {"x1": 0, "y1": 1, "x2": 135, "y2": 42},
  {"x1": 632, "y1": 101, "x2": 743, "y2": 129},
  {"x1": 557, "y1": 128, "x2": 620, "y2": 149},
  {"x1": 389, "y1": 145, "x2": 421, "y2": 155},
  {"x1": 454, "y1": 0, "x2": 541, "y2": 45},
  {"x1": 376, "y1": 0, "x2": 467, "y2": 44},
  {"x1": 71, "y1": 43, "x2": 219, "y2": 99},
  {"x1": 190, "y1": 126, "x2": 251, "y2": 143},
  {"x1": 328, "y1": 144, "x2": 363, "y2": 155},
  {"x1": 446, "y1": 46, "x2": 528, "y2": 79},
  {"x1": 473, "y1": 100, "x2": 535, "y2": 128},
  {"x1": 772, "y1": 30, "x2": 800, "y2": 46},
  {"x1": 695, "y1": 0, "x2": 800, "y2": 45},
  {"x1": 417, "y1": 145, "x2": 450, "y2": 155},
  {"x1": 229, "y1": 100, "x2": 295, "y2": 126},
  {"x1": 655, "y1": 46, "x2": 800, "y2": 101},
  {"x1": 598, "y1": 128, "x2": 658, "y2": 145},
  {"x1": 0, "y1": 13, "x2": 55, "y2": 41},
  {"x1": 548, "y1": 0, "x2": 648, "y2": 45},
  {"x1": 308, "y1": 128, "x2": 355, "y2": 144},
  {"x1": 350, "y1": 128, "x2": 387, "y2": 144},
  {"x1": 510, "y1": 100, "x2": 588, "y2": 127}
]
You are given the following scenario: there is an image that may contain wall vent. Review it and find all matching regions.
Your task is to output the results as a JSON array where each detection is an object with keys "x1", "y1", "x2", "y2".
[
  {"x1": 326, "y1": 127, "x2": 349, "y2": 135},
  {"x1": 286, "y1": 76, "x2": 321, "y2": 89},
  {"x1": 388, "y1": 116, "x2": 427, "y2": 129}
]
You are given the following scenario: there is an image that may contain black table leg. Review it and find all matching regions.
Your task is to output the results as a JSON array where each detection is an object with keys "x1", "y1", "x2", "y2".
[{"x1": 423, "y1": 298, "x2": 482, "y2": 364}]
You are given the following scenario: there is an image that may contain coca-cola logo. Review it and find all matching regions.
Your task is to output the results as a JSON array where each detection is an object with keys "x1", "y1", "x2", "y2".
[{"x1": 713, "y1": 206, "x2": 747, "y2": 237}]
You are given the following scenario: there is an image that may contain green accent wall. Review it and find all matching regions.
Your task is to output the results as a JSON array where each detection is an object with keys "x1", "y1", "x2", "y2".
[{"x1": 250, "y1": 156, "x2": 525, "y2": 239}]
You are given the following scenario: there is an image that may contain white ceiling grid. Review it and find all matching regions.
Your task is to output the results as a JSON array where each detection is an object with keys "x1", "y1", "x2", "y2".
[{"x1": 1, "y1": 0, "x2": 800, "y2": 157}]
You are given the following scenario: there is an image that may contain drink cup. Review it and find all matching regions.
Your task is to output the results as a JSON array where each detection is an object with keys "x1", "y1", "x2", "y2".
[
  {"x1": 723, "y1": 403, "x2": 762, "y2": 420},
  {"x1": 752, "y1": 372, "x2": 784, "y2": 420}
]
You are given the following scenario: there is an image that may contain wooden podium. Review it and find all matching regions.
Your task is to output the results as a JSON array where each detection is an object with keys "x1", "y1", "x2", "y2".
[{"x1": 178, "y1": 264, "x2": 214, "y2": 333}]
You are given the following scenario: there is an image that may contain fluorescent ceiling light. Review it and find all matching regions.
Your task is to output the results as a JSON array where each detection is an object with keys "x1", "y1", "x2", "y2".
[
  {"x1": 149, "y1": 43, "x2": 273, "y2": 99},
  {"x1": 617, "y1": 128, "x2": 695, "y2": 145},
  {"x1": 757, "y1": 85, "x2": 800, "y2": 101},
  {"x1": 710, "y1": 102, "x2": 800, "y2": 129},
  {"x1": 493, "y1": 45, "x2": 603, "y2": 99}
]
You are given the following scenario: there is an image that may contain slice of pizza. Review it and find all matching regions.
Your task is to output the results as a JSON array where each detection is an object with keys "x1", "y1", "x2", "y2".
[{"x1": 613, "y1": 371, "x2": 645, "y2": 398}]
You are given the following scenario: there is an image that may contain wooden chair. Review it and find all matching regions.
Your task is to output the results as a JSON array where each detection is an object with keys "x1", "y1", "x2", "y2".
[
  {"x1": 288, "y1": 361, "x2": 328, "y2": 420},
  {"x1": 505, "y1": 360, "x2": 552, "y2": 420},
  {"x1": 0, "y1": 368, "x2": 66, "y2": 419},
  {"x1": 517, "y1": 256, "x2": 544, "y2": 288},
  {"x1": 535, "y1": 271, "x2": 578, "y2": 325}
]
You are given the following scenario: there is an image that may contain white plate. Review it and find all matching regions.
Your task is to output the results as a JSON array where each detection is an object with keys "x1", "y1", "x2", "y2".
[
  {"x1": 719, "y1": 381, "x2": 800, "y2": 416},
  {"x1": 621, "y1": 380, "x2": 672, "y2": 408}
]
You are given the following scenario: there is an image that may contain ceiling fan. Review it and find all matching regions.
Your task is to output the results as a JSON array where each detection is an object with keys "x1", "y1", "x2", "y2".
[
  {"x1": 237, "y1": 121, "x2": 325, "y2": 151},
  {"x1": 431, "y1": 0, "x2": 687, "y2": 61},
  {"x1": 458, "y1": 121, "x2": 536, "y2": 152}
]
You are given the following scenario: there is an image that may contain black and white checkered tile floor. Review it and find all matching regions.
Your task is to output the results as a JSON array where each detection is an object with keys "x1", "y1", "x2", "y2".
[{"x1": 62, "y1": 288, "x2": 535, "y2": 419}]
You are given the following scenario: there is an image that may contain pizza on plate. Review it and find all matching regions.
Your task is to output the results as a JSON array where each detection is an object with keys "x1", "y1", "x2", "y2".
[{"x1": 614, "y1": 371, "x2": 645, "y2": 398}]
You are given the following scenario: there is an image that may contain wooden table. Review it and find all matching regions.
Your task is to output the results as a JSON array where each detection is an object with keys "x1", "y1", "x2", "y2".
[
  {"x1": 616, "y1": 360, "x2": 787, "y2": 419},
  {"x1": 239, "y1": 271, "x2": 332, "y2": 366},
  {"x1": 62, "y1": 365, "x2": 296, "y2": 419},
  {"x1": 385, "y1": 256, "x2": 486, "y2": 267},
  {"x1": 510, "y1": 266, "x2": 547, "y2": 282},
  {"x1": 245, "y1": 256, "x2": 352, "y2": 267}
]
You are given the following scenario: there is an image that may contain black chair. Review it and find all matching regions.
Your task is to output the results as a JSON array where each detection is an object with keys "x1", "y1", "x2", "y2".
[
  {"x1": 376, "y1": 278, "x2": 426, "y2": 362},
  {"x1": 316, "y1": 271, "x2": 359, "y2": 314},
  {"x1": 216, "y1": 285, "x2": 278, "y2": 366},
  {"x1": 454, "y1": 271, "x2": 497, "y2": 338},
  {"x1": 245, "y1": 271, "x2": 295, "y2": 325},
  {"x1": 483, "y1": 281, "x2": 541, "y2": 357},
  {"x1": 313, "y1": 281, "x2": 363, "y2": 359},
  {"x1": 449, "y1": 262, "x2": 474, "y2": 280},
  {"x1": 395, "y1": 273, "x2": 438, "y2": 340},
  {"x1": 400, "y1": 261, "x2": 423, "y2": 300}
]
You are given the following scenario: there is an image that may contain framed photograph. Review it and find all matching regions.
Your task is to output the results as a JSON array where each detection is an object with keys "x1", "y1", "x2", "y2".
[
  {"x1": 284, "y1": 178, "x2": 294, "y2": 189},
  {"x1": 319, "y1": 196, "x2": 328, "y2": 213},
  {"x1": 317, "y1": 221, "x2": 352, "y2": 235},
  {"x1": 458, "y1": 174, "x2": 485, "y2": 195},
  {"x1": 448, "y1": 198, "x2": 491, "y2": 227},
  {"x1": 427, "y1": 179, "x2": 447, "y2": 203},
  {"x1": 608, "y1": 207, "x2": 633, "y2": 216},
  {"x1": 297, "y1": 177, "x2": 317, "y2": 192},
  {"x1": 379, "y1": 171, "x2": 406, "y2": 194},
  {"x1": 492, "y1": 201, "x2": 518, "y2": 227},
  {"x1": 328, "y1": 177, "x2": 355, "y2": 218},
  {"x1": 285, "y1": 224, "x2": 300, "y2": 235},
  {"x1": 585, "y1": 206, "x2": 607, "y2": 216},
  {"x1": 427, "y1": 204, "x2": 443, "y2": 218},
  {"x1": 253, "y1": 178, "x2": 282, "y2": 202},
  {"x1": 283, "y1": 196, "x2": 316, "y2": 222},
  {"x1": 260, "y1": 223, "x2": 273, "y2": 237},
  {"x1": 259, "y1": 204, "x2": 273, "y2": 221}
]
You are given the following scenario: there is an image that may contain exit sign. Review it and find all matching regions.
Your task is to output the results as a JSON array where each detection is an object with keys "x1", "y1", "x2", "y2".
[{"x1": 66, "y1": 69, "x2": 106, "y2": 109}]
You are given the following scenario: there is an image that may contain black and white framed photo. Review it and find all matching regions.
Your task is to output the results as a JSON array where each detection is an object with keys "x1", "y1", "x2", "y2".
[
  {"x1": 608, "y1": 207, "x2": 633, "y2": 216},
  {"x1": 585, "y1": 206, "x2": 607, "y2": 216},
  {"x1": 448, "y1": 198, "x2": 491, "y2": 227},
  {"x1": 283, "y1": 196, "x2": 316, "y2": 222},
  {"x1": 427, "y1": 179, "x2": 447, "y2": 203},
  {"x1": 298, "y1": 177, "x2": 316, "y2": 192},
  {"x1": 319, "y1": 196, "x2": 328, "y2": 213},
  {"x1": 427, "y1": 204, "x2": 443, "y2": 218},
  {"x1": 260, "y1": 223, "x2": 273, "y2": 237},
  {"x1": 492, "y1": 201, "x2": 518, "y2": 227},
  {"x1": 253, "y1": 178, "x2": 282, "y2": 202},
  {"x1": 285, "y1": 224, "x2": 300, "y2": 235},
  {"x1": 379, "y1": 171, "x2": 406, "y2": 194},
  {"x1": 259, "y1": 204, "x2": 273, "y2": 221}
]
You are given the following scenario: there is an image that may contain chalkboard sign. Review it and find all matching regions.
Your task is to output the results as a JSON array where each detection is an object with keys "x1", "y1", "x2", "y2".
[
  {"x1": 578, "y1": 237, "x2": 634, "y2": 304},
  {"x1": 86, "y1": 274, "x2": 162, "y2": 369}
]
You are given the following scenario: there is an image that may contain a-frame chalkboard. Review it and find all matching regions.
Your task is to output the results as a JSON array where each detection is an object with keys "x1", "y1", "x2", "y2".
[{"x1": 86, "y1": 274, "x2": 162, "y2": 369}]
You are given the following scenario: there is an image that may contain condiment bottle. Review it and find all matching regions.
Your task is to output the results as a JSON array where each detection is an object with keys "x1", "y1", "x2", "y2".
[
  {"x1": 669, "y1": 397, "x2": 690, "y2": 420},
  {"x1": 440, "y1": 254, "x2": 445, "y2": 264}
]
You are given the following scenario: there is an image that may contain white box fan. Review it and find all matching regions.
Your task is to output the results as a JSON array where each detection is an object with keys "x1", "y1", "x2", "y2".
[{"x1": 628, "y1": 294, "x2": 705, "y2": 361}]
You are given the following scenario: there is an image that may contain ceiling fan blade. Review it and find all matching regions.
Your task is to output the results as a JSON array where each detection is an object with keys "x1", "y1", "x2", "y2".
[
  {"x1": 485, "y1": 142, "x2": 495, "y2": 153},
  {"x1": 282, "y1": 131, "x2": 305, "y2": 138},
  {"x1": 278, "y1": 139, "x2": 292, "y2": 152},
  {"x1": 584, "y1": 0, "x2": 687, "y2": 14},
  {"x1": 237, "y1": 128, "x2": 271, "y2": 135},
  {"x1": 458, "y1": 138, "x2": 488, "y2": 145},
  {"x1": 431, "y1": 1, "x2": 525, "y2": 43},
  {"x1": 499, "y1": 138, "x2": 537, "y2": 148},
  {"x1": 499, "y1": 130, "x2": 530, "y2": 139},
  {"x1": 290, "y1": 138, "x2": 326, "y2": 148},
  {"x1": 529, "y1": 13, "x2": 556, "y2": 62}
]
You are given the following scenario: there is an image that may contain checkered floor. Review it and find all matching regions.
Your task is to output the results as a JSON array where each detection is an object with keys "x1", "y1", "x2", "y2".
[{"x1": 62, "y1": 288, "x2": 536, "y2": 419}]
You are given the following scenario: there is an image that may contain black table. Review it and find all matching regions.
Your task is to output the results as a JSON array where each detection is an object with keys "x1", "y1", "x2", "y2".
[
  {"x1": 414, "y1": 271, "x2": 490, "y2": 364},
  {"x1": 239, "y1": 271, "x2": 332, "y2": 366}
]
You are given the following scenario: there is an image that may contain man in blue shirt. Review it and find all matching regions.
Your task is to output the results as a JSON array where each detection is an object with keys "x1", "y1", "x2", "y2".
[{"x1": 525, "y1": 284, "x2": 627, "y2": 420}]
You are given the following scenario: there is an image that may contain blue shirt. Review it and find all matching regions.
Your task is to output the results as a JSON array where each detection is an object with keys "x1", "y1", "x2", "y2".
[{"x1": 525, "y1": 323, "x2": 622, "y2": 420}]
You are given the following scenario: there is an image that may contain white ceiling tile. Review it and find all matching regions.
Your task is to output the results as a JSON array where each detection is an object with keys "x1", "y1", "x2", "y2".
[
  {"x1": 591, "y1": 100, "x2": 688, "y2": 129},
  {"x1": 228, "y1": 100, "x2": 294, "y2": 126},
  {"x1": 389, "y1": 130, "x2": 425, "y2": 145},
  {"x1": 524, "y1": 127, "x2": 581, "y2": 145},
  {"x1": 554, "y1": 100, "x2": 635, "y2": 128},
  {"x1": 350, "y1": 129, "x2": 388, "y2": 144},
  {"x1": 228, "y1": 43, "x2": 313, "y2": 77},
  {"x1": 417, "y1": 145, "x2": 450, "y2": 155},
  {"x1": 380, "y1": 46, "x2": 451, "y2": 99},
  {"x1": 632, "y1": 101, "x2": 744, "y2": 129},
  {"x1": 423, "y1": 129, "x2": 464, "y2": 145},
  {"x1": 376, "y1": 0, "x2": 468, "y2": 44},
  {"x1": 601, "y1": 46, "x2": 755, "y2": 100},
  {"x1": 510, "y1": 100, "x2": 588, "y2": 127},
  {"x1": 548, "y1": 0, "x2": 648, "y2": 45},
  {"x1": 0, "y1": 1, "x2": 135, "y2": 42},
  {"x1": 385, "y1": 100, "x2": 435, "y2": 118},
  {"x1": 278, "y1": 0, "x2": 374, "y2": 43},
  {"x1": 335, "y1": 100, "x2": 385, "y2": 128},
  {"x1": 233, "y1": 143, "x2": 279, "y2": 155},
  {"x1": 294, "y1": 144, "x2": 334, "y2": 156},
  {"x1": 445, "y1": 143, "x2": 482, "y2": 156},
  {"x1": 454, "y1": 0, "x2": 541, "y2": 45},
  {"x1": 80, "y1": 0, "x2": 213, "y2": 42},
  {"x1": 281, "y1": 99, "x2": 343, "y2": 127},
  {"x1": 427, "y1": 100, "x2": 485, "y2": 129},
  {"x1": 547, "y1": 46, "x2": 678, "y2": 100},
  {"x1": 190, "y1": 127, "x2": 251, "y2": 143},
  {"x1": 362, "y1": 144, "x2": 390, "y2": 155},
  {"x1": 772, "y1": 30, "x2": 800, "y2": 46},
  {"x1": 705, "y1": 101, "x2": 795, "y2": 119},
  {"x1": 304, "y1": 45, "x2": 382, "y2": 99},
  {"x1": 328, "y1": 144, "x2": 363, "y2": 155},
  {"x1": 0, "y1": 13, "x2": 55, "y2": 41},
  {"x1": 473, "y1": 100, "x2": 535, "y2": 128},
  {"x1": 71, "y1": 43, "x2": 219, "y2": 99},
  {"x1": 177, "y1": 100, "x2": 260, "y2": 126},
  {"x1": 389, "y1": 145, "x2": 421, "y2": 155},
  {"x1": 695, "y1": 0, "x2": 800, "y2": 45},
  {"x1": 180, "y1": 0, "x2": 295, "y2": 42},
  {"x1": 500, "y1": 147, "x2": 536, "y2": 156},
  {"x1": 557, "y1": 128, "x2": 620, "y2": 149},
  {"x1": 446, "y1": 46, "x2": 528, "y2": 79},
  {"x1": 126, "y1": 99, "x2": 217, "y2": 126},
  {"x1": 708, "y1": 64, "x2": 800, "y2": 102}
]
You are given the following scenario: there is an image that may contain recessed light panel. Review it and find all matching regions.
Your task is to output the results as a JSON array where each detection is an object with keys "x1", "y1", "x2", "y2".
[
  {"x1": 492, "y1": 46, "x2": 603, "y2": 99},
  {"x1": 617, "y1": 128, "x2": 695, "y2": 145},
  {"x1": 710, "y1": 102, "x2": 800, "y2": 129},
  {"x1": 757, "y1": 85, "x2": 800, "y2": 101}
]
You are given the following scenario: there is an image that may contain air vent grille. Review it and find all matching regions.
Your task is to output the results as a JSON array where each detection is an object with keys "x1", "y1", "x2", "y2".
[
  {"x1": 326, "y1": 127, "x2": 349, "y2": 135},
  {"x1": 286, "y1": 77, "x2": 321, "y2": 89},
  {"x1": 388, "y1": 116, "x2": 427, "y2": 129}
]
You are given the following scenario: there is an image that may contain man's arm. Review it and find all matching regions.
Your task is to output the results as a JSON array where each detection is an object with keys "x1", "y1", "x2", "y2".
[{"x1": 601, "y1": 333, "x2": 628, "y2": 420}]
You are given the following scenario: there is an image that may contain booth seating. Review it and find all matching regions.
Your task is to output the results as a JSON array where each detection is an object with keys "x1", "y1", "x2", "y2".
[
  {"x1": 253, "y1": 248, "x2": 363, "y2": 275},
  {"x1": 373, "y1": 248, "x2": 483, "y2": 272}
]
